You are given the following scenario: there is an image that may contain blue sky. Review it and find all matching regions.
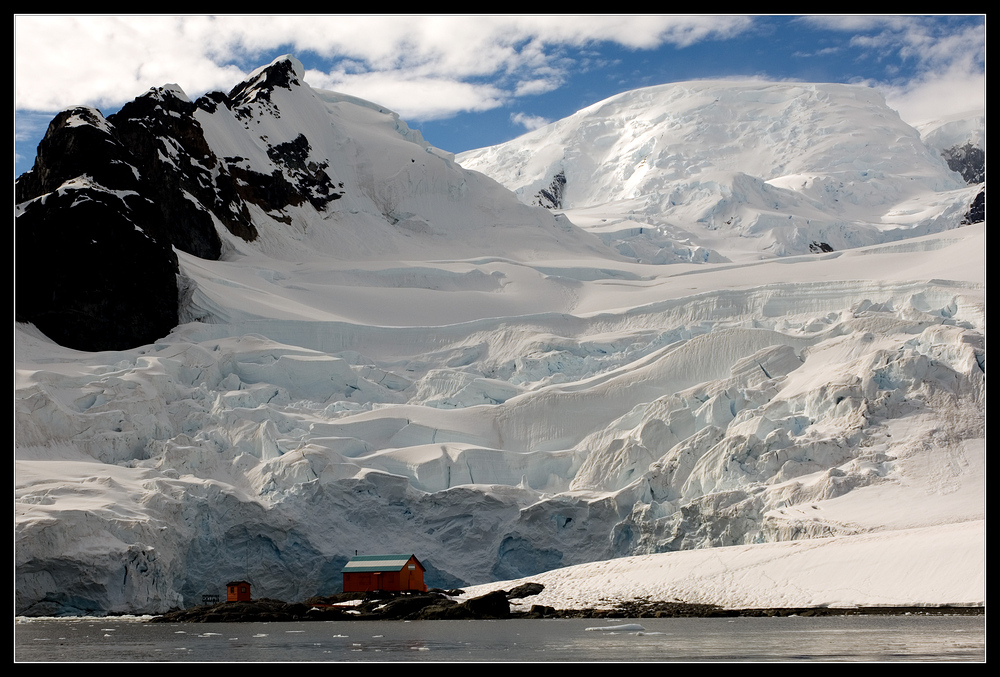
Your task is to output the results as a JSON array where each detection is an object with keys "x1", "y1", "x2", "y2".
[{"x1": 14, "y1": 15, "x2": 985, "y2": 177}]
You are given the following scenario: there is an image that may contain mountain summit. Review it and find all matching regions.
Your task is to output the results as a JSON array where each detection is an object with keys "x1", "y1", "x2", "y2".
[
  {"x1": 15, "y1": 55, "x2": 605, "y2": 351},
  {"x1": 458, "y1": 80, "x2": 981, "y2": 262}
]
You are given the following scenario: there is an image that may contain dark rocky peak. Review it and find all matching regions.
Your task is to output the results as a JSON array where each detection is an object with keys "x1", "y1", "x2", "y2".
[
  {"x1": 107, "y1": 91, "x2": 236, "y2": 259},
  {"x1": 16, "y1": 92, "x2": 227, "y2": 352},
  {"x1": 15, "y1": 55, "x2": 342, "y2": 352},
  {"x1": 44, "y1": 105, "x2": 110, "y2": 135},
  {"x1": 139, "y1": 82, "x2": 192, "y2": 106},
  {"x1": 15, "y1": 106, "x2": 140, "y2": 204},
  {"x1": 227, "y1": 55, "x2": 304, "y2": 109},
  {"x1": 110, "y1": 85, "x2": 216, "y2": 171}
]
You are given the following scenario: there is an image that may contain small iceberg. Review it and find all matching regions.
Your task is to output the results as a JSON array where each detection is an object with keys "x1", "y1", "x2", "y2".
[{"x1": 585, "y1": 624, "x2": 646, "y2": 632}]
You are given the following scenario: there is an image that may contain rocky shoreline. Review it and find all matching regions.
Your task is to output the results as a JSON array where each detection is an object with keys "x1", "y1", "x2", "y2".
[{"x1": 148, "y1": 585, "x2": 983, "y2": 623}]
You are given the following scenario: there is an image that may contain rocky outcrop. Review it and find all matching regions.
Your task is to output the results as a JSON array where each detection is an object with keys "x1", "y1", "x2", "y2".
[
  {"x1": 809, "y1": 241, "x2": 835, "y2": 253},
  {"x1": 942, "y1": 142, "x2": 985, "y2": 185},
  {"x1": 15, "y1": 184, "x2": 180, "y2": 352},
  {"x1": 150, "y1": 598, "x2": 341, "y2": 623},
  {"x1": 148, "y1": 586, "x2": 975, "y2": 622},
  {"x1": 14, "y1": 106, "x2": 180, "y2": 351},
  {"x1": 962, "y1": 188, "x2": 984, "y2": 224},
  {"x1": 107, "y1": 87, "x2": 246, "y2": 257},
  {"x1": 533, "y1": 170, "x2": 566, "y2": 209},
  {"x1": 507, "y1": 582, "x2": 545, "y2": 599},
  {"x1": 14, "y1": 57, "x2": 344, "y2": 352},
  {"x1": 150, "y1": 588, "x2": 521, "y2": 622}
]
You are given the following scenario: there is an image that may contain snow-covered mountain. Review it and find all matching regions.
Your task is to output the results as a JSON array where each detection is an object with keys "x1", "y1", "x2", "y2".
[
  {"x1": 915, "y1": 110, "x2": 986, "y2": 186},
  {"x1": 457, "y1": 80, "x2": 982, "y2": 263},
  {"x1": 15, "y1": 57, "x2": 984, "y2": 615}
]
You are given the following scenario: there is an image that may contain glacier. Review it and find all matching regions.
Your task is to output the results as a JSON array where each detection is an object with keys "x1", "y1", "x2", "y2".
[
  {"x1": 457, "y1": 80, "x2": 980, "y2": 262},
  {"x1": 15, "y1": 56, "x2": 984, "y2": 616}
]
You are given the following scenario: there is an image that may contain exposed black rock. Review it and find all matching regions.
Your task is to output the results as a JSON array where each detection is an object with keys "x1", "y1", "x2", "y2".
[
  {"x1": 15, "y1": 57, "x2": 345, "y2": 352},
  {"x1": 108, "y1": 88, "x2": 230, "y2": 258},
  {"x1": 150, "y1": 589, "x2": 513, "y2": 622},
  {"x1": 809, "y1": 241, "x2": 834, "y2": 253},
  {"x1": 304, "y1": 592, "x2": 367, "y2": 606},
  {"x1": 458, "y1": 589, "x2": 511, "y2": 618},
  {"x1": 507, "y1": 582, "x2": 545, "y2": 599},
  {"x1": 146, "y1": 590, "x2": 984, "y2": 623},
  {"x1": 15, "y1": 187, "x2": 179, "y2": 352},
  {"x1": 228, "y1": 56, "x2": 300, "y2": 109},
  {"x1": 15, "y1": 105, "x2": 186, "y2": 351},
  {"x1": 534, "y1": 170, "x2": 566, "y2": 209},
  {"x1": 527, "y1": 604, "x2": 557, "y2": 618},
  {"x1": 15, "y1": 107, "x2": 141, "y2": 204},
  {"x1": 150, "y1": 598, "x2": 341, "y2": 623},
  {"x1": 962, "y1": 188, "x2": 984, "y2": 225},
  {"x1": 374, "y1": 594, "x2": 445, "y2": 618},
  {"x1": 266, "y1": 134, "x2": 342, "y2": 211},
  {"x1": 942, "y1": 142, "x2": 985, "y2": 185}
]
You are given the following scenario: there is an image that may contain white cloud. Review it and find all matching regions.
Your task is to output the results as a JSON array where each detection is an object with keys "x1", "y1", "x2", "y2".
[
  {"x1": 307, "y1": 69, "x2": 506, "y2": 121},
  {"x1": 797, "y1": 15, "x2": 985, "y2": 127},
  {"x1": 514, "y1": 78, "x2": 563, "y2": 97},
  {"x1": 881, "y1": 66, "x2": 986, "y2": 127},
  {"x1": 510, "y1": 112, "x2": 552, "y2": 131},
  {"x1": 14, "y1": 16, "x2": 248, "y2": 110},
  {"x1": 14, "y1": 15, "x2": 757, "y2": 116}
]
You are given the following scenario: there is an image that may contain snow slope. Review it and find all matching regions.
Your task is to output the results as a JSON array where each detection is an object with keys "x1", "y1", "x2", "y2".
[
  {"x1": 462, "y1": 520, "x2": 985, "y2": 611},
  {"x1": 457, "y1": 80, "x2": 980, "y2": 263},
  {"x1": 15, "y1": 58, "x2": 985, "y2": 615}
]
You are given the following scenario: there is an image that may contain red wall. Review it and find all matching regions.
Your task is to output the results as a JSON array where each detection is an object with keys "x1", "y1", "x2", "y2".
[{"x1": 343, "y1": 558, "x2": 426, "y2": 592}]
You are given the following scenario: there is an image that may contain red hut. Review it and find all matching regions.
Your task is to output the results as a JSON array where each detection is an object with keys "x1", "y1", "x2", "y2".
[
  {"x1": 226, "y1": 580, "x2": 252, "y2": 602},
  {"x1": 342, "y1": 554, "x2": 427, "y2": 593}
]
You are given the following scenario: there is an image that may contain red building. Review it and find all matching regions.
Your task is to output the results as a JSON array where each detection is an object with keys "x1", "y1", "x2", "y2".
[
  {"x1": 342, "y1": 554, "x2": 427, "y2": 593},
  {"x1": 226, "y1": 580, "x2": 252, "y2": 602}
]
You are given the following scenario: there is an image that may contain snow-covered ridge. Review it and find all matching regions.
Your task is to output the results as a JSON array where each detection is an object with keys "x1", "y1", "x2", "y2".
[
  {"x1": 14, "y1": 59, "x2": 984, "y2": 615},
  {"x1": 457, "y1": 80, "x2": 981, "y2": 261}
]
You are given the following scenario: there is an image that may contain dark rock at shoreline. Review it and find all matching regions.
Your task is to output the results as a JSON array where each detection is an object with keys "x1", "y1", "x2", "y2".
[
  {"x1": 527, "y1": 604, "x2": 557, "y2": 618},
  {"x1": 428, "y1": 587, "x2": 466, "y2": 597},
  {"x1": 150, "y1": 598, "x2": 335, "y2": 623},
  {"x1": 507, "y1": 582, "x2": 545, "y2": 599},
  {"x1": 458, "y1": 590, "x2": 512, "y2": 618},
  {"x1": 148, "y1": 587, "x2": 984, "y2": 623},
  {"x1": 304, "y1": 592, "x2": 366, "y2": 606},
  {"x1": 149, "y1": 588, "x2": 517, "y2": 623},
  {"x1": 372, "y1": 594, "x2": 444, "y2": 618}
]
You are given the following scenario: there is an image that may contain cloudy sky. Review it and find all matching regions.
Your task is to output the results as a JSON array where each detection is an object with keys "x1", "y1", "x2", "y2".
[{"x1": 14, "y1": 15, "x2": 985, "y2": 176}]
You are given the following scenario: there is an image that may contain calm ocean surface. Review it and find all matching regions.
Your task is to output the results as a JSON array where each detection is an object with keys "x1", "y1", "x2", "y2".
[{"x1": 15, "y1": 615, "x2": 985, "y2": 662}]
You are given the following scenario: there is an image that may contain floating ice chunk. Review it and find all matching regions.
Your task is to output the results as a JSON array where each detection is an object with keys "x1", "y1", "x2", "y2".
[{"x1": 585, "y1": 624, "x2": 646, "y2": 632}]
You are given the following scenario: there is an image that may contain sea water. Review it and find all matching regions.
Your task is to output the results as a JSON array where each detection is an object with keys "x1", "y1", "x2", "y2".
[{"x1": 15, "y1": 615, "x2": 985, "y2": 662}]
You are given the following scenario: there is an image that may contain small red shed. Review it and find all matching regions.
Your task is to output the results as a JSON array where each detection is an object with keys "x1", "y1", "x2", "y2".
[
  {"x1": 226, "y1": 580, "x2": 252, "y2": 602},
  {"x1": 342, "y1": 554, "x2": 427, "y2": 593}
]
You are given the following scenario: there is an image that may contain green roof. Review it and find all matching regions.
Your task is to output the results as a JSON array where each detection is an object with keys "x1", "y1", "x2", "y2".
[{"x1": 342, "y1": 554, "x2": 422, "y2": 573}]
